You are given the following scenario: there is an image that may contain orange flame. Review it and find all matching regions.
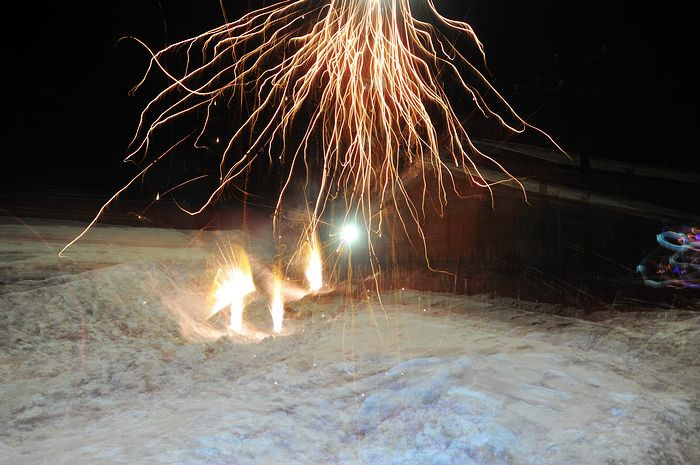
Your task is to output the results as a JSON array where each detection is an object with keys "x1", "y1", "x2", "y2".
[
  {"x1": 210, "y1": 247, "x2": 255, "y2": 334},
  {"x1": 304, "y1": 234, "x2": 324, "y2": 293}
]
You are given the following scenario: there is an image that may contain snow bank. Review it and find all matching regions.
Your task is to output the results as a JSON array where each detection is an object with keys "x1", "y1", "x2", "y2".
[{"x1": 0, "y1": 221, "x2": 698, "y2": 464}]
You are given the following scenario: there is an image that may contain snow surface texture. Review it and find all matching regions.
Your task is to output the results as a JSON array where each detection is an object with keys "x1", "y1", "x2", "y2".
[{"x1": 0, "y1": 219, "x2": 699, "y2": 464}]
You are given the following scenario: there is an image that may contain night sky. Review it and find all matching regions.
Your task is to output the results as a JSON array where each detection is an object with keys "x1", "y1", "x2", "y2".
[{"x1": 2, "y1": 1, "x2": 698, "y2": 195}]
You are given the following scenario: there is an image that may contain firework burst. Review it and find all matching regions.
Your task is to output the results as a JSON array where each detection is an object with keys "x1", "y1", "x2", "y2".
[{"x1": 62, "y1": 0, "x2": 562, "y2": 270}]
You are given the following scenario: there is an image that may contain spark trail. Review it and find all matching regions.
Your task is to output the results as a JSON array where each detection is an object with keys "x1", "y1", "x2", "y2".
[{"x1": 61, "y1": 0, "x2": 563, "y2": 268}]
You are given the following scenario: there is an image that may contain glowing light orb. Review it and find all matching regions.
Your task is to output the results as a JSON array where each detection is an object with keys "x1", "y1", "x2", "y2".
[{"x1": 341, "y1": 224, "x2": 360, "y2": 245}]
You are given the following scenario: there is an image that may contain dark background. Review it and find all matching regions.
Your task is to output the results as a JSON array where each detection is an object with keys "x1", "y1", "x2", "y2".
[{"x1": 1, "y1": 0, "x2": 697, "y2": 194}]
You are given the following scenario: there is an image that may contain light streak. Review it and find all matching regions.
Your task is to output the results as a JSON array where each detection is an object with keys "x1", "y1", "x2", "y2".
[
  {"x1": 304, "y1": 233, "x2": 324, "y2": 292},
  {"x1": 270, "y1": 269, "x2": 285, "y2": 333},
  {"x1": 61, "y1": 0, "x2": 564, "y2": 264},
  {"x1": 637, "y1": 227, "x2": 700, "y2": 289}
]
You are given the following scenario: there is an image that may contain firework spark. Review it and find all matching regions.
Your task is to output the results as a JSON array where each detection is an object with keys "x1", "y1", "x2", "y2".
[{"x1": 61, "y1": 0, "x2": 563, "y2": 277}]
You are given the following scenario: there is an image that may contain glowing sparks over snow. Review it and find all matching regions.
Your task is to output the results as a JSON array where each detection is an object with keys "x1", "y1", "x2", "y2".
[
  {"x1": 210, "y1": 250, "x2": 255, "y2": 334},
  {"x1": 305, "y1": 238, "x2": 324, "y2": 293},
  {"x1": 59, "y1": 0, "x2": 564, "y2": 262},
  {"x1": 270, "y1": 272, "x2": 285, "y2": 333}
]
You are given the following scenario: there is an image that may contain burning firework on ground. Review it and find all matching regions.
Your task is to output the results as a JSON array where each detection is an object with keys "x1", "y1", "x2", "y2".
[{"x1": 209, "y1": 245, "x2": 256, "y2": 333}]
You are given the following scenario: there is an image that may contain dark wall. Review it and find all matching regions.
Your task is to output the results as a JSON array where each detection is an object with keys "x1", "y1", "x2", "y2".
[{"x1": 370, "y1": 180, "x2": 694, "y2": 309}]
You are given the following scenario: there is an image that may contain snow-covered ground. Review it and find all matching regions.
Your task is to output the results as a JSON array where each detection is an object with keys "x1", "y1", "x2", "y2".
[{"x1": 1, "y1": 219, "x2": 698, "y2": 464}]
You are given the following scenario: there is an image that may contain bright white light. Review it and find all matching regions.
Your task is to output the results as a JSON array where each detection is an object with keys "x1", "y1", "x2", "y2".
[
  {"x1": 211, "y1": 268, "x2": 255, "y2": 334},
  {"x1": 305, "y1": 248, "x2": 323, "y2": 293},
  {"x1": 270, "y1": 276, "x2": 284, "y2": 333},
  {"x1": 341, "y1": 224, "x2": 359, "y2": 244}
]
